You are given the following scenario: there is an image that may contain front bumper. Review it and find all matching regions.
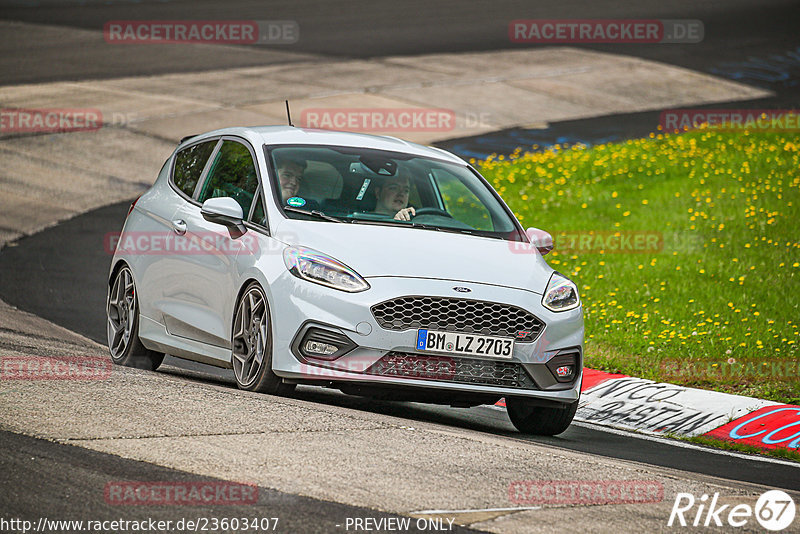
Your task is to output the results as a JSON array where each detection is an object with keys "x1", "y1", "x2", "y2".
[{"x1": 267, "y1": 273, "x2": 584, "y2": 403}]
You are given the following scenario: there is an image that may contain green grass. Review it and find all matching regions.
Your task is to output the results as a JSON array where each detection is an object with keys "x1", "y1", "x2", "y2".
[
  {"x1": 682, "y1": 435, "x2": 800, "y2": 463},
  {"x1": 476, "y1": 123, "x2": 800, "y2": 404}
]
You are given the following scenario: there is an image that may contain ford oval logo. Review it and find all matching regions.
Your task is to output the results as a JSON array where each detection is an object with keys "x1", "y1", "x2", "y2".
[{"x1": 452, "y1": 286, "x2": 471, "y2": 293}]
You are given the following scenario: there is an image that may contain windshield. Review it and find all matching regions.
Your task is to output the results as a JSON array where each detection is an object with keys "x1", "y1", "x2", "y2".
[{"x1": 266, "y1": 145, "x2": 522, "y2": 240}]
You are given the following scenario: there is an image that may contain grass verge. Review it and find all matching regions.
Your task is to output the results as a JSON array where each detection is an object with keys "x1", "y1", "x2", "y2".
[
  {"x1": 477, "y1": 122, "x2": 800, "y2": 404},
  {"x1": 682, "y1": 435, "x2": 800, "y2": 463}
]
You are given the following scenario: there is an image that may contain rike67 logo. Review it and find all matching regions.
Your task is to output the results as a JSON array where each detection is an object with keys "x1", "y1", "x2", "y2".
[{"x1": 668, "y1": 490, "x2": 796, "y2": 531}]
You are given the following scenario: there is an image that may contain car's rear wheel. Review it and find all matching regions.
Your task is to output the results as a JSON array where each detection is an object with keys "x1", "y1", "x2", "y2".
[
  {"x1": 506, "y1": 397, "x2": 578, "y2": 436},
  {"x1": 107, "y1": 265, "x2": 164, "y2": 370},
  {"x1": 232, "y1": 283, "x2": 295, "y2": 395}
]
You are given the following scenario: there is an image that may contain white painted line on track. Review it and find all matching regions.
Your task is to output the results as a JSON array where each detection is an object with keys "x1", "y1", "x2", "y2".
[{"x1": 410, "y1": 506, "x2": 542, "y2": 515}]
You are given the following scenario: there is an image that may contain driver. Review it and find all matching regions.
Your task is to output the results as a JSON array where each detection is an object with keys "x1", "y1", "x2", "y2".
[{"x1": 373, "y1": 174, "x2": 415, "y2": 221}]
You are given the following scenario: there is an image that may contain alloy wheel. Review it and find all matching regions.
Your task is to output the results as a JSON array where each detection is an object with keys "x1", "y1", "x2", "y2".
[
  {"x1": 232, "y1": 286, "x2": 270, "y2": 387},
  {"x1": 107, "y1": 266, "x2": 136, "y2": 359}
]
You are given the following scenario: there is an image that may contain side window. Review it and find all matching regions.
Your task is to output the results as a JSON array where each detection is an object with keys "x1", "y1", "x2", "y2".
[
  {"x1": 197, "y1": 140, "x2": 259, "y2": 215},
  {"x1": 173, "y1": 140, "x2": 217, "y2": 197},
  {"x1": 434, "y1": 170, "x2": 493, "y2": 231},
  {"x1": 250, "y1": 192, "x2": 267, "y2": 227}
]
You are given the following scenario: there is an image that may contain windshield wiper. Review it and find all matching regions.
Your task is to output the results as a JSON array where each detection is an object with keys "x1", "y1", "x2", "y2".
[
  {"x1": 455, "y1": 229, "x2": 507, "y2": 240},
  {"x1": 350, "y1": 218, "x2": 443, "y2": 232},
  {"x1": 408, "y1": 224, "x2": 508, "y2": 241},
  {"x1": 283, "y1": 206, "x2": 347, "y2": 223},
  {"x1": 410, "y1": 222, "x2": 444, "y2": 232}
]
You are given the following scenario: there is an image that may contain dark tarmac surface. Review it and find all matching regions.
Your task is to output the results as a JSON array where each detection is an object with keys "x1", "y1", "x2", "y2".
[
  {"x1": 1, "y1": 0, "x2": 799, "y2": 527},
  {"x1": 0, "y1": 430, "x2": 482, "y2": 533},
  {"x1": 1, "y1": 201, "x2": 798, "y2": 494}
]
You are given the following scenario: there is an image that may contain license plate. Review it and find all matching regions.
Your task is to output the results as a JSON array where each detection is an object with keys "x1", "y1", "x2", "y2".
[{"x1": 416, "y1": 329, "x2": 514, "y2": 359}]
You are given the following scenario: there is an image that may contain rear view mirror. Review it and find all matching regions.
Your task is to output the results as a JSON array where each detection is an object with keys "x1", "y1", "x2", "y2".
[
  {"x1": 358, "y1": 156, "x2": 397, "y2": 176},
  {"x1": 526, "y1": 227, "x2": 553, "y2": 256}
]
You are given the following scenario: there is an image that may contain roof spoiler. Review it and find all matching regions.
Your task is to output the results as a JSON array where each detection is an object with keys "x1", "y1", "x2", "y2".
[{"x1": 180, "y1": 134, "x2": 199, "y2": 144}]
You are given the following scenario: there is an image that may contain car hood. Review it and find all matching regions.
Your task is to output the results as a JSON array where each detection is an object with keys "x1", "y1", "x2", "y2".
[{"x1": 273, "y1": 219, "x2": 553, "y2": 294}]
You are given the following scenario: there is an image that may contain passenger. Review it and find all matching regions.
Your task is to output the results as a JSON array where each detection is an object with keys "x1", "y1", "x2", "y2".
[
  {"x1": 275, "y1": 159, "x2": 305, "y2": 203},
  {"x1": 275, "y1": 158, "x2": 320, "y2": 210},
  {"x1": 373, "y1": 175, "x2": 415, "y2": 221}
]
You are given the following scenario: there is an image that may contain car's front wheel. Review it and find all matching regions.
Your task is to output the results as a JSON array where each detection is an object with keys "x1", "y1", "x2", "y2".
[
  {"x1": 107, "y1": 265, "x2": 164, "y2": 370},
  {"x1": 506, "y1": 397, "x2": 578, "y2": 436},
  {"x1": 231, "y1": 283, "x2": 295, "y2": 395}
]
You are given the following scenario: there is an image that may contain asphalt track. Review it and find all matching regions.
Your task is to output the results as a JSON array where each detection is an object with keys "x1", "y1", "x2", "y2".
[
  {"x1": 2, "y1": 0, "x2": 800, "y2": 529},
  {"x1": 0, "y1": 430, "x2": 480, "y2": 533},
  {"x1": 2, "y1": 0, "x2": 798, "y2": 159},
  {"x1": 1, "y1": 0, "x2": 798, "y2": 84},
  {"x1": 0, "y1": 201, "x2": 799, "y2": 493},
  {"x1": 0, "y1": 0, "x2": 800, "y2": 158}
]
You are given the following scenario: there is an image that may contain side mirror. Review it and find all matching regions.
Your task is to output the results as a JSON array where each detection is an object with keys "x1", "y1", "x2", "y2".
[
  {"x1": 526, "y1": 227, "x2": 553, "y2": 256},
  {"x1": 201, "y1": 197, "x2": 245, "y2": 233}
]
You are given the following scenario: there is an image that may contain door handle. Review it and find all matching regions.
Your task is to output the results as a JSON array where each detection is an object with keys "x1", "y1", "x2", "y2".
[{"x1": 171, "y1": 219, "x2": 187, "y2": 235}]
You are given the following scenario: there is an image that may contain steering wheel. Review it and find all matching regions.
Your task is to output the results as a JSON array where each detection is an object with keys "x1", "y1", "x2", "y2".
[{"x1": 413, "y1": 207, "x2": 452, "y2": 218}]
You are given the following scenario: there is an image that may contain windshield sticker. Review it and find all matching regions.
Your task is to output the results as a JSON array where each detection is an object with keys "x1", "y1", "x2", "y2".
[
  {"x1": 287, "y1": 197, "x2": 306, "y2": 207},
  {"x1": 355, "y1": 178, "x2": 371, "y2": 201}
]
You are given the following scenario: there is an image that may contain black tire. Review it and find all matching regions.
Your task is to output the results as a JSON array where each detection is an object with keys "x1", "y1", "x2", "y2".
[
  {"x1": 506, "y1": 397, "x2": 578, "y2": 436},
  {"x1": 231, "y1": 282, "x2": 295, "y2": 396},
  {"x1": 107, "y1": 265, "x2": 164, "y2": 371}
]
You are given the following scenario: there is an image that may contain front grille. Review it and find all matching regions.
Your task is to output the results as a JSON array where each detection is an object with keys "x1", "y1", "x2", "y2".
[
  {"x1": 366, "y1": 352, "x2": 538, "y2": 389},
  {"x1": 371, "y1": 296, "x2": 544, "y2": 342}
]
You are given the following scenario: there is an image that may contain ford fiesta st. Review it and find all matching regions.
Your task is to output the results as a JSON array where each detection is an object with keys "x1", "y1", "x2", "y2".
[{"x1": 106, "y1": 126, "x2": 584, "y2": 435}]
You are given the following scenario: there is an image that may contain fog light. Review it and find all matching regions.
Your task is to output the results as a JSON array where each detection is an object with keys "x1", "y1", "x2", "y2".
[
  {"x1": 555, "y1": 365, "x2": 574, "y2": 379},
  {"x1": 295, "y1": 326, "x2": 357, "y2": 361},
  {"x1": 305, "y1": 340, "x2": 338, "y2": 356},
  {"x1": 546, "y1": 349, "x2": 581, "y2": 383}
]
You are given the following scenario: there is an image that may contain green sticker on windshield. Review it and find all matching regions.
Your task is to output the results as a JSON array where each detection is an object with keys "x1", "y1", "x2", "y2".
[{"x1": 287, "y1": 197, "x2": 306, "y2": 207}]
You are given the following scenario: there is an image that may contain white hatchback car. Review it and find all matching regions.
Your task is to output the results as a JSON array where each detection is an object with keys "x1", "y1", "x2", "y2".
[{"x1": 107, "y1": 126, "x2": 583, "y2": 435}]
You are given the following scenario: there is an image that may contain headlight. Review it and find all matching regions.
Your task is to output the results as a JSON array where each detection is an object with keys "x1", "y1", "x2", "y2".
[
  {"x1": 283, "y1": 246, "x2": 370, "y2": 293},
  {"x1": 542, "y1": 271, "x2": 580, "y2": 312}
]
